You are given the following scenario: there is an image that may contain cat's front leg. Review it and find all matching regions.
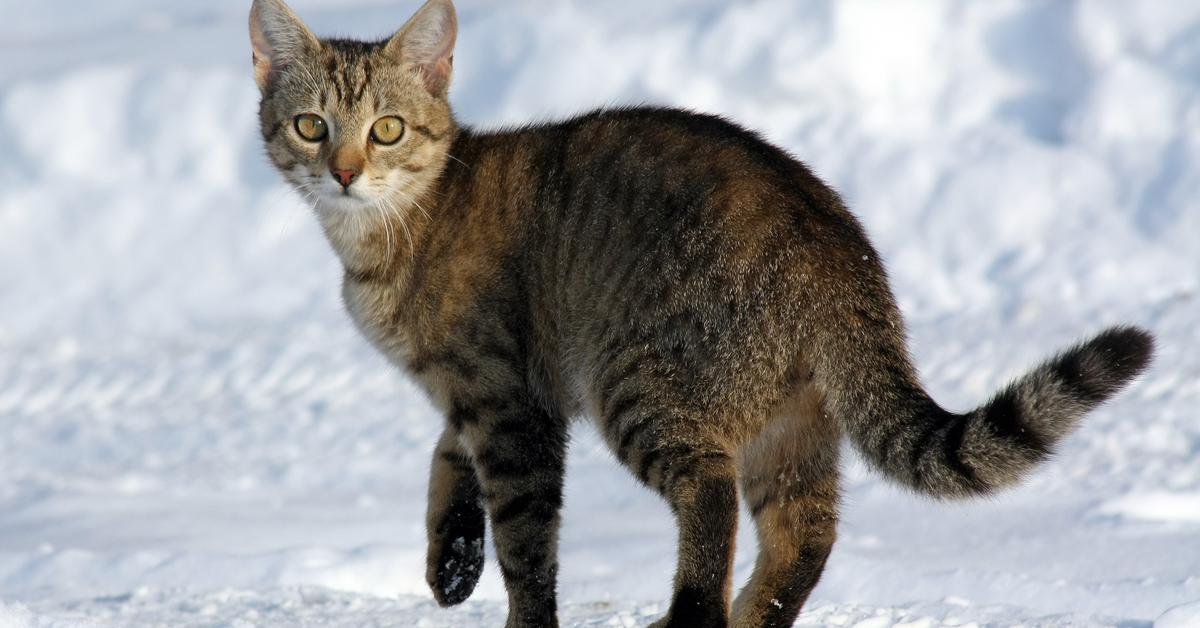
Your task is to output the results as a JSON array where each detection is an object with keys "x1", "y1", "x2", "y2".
[
  {"x1": 426, "y1": 426, "x2": 487, "y2": 606},
  {"x1": 452, "y1": 393, "x2": 569, "y2": 628}
]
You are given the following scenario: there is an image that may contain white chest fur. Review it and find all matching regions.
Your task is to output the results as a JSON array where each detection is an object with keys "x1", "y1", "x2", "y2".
[{"x1": 341, "y1": 278, "x2": 412, "y2": 368}]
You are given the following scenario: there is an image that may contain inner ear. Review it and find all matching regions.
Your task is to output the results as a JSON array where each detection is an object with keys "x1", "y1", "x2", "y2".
[
  {"x1": 384, "y1": 0, "x2": 457, "y2": 96},
  {"x1": 249, "y1": 0, "x2": 320, "y2": 91}
]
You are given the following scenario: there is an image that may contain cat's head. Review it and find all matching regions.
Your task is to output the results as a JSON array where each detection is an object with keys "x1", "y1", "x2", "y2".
[{"x1": 250, "y1": 0, "x2": 457, "y2": 216}]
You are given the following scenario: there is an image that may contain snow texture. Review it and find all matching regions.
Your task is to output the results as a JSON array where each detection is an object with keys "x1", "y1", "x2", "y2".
[{"x1": 2, "y1": 0, "x2": 1199, "y2": 626}]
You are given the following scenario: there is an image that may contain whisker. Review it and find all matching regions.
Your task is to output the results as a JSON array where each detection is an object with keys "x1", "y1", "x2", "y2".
[
  {"x1": 382, "y1": 193, "x2": 415, "y2": 260},
  {"x1": 260, "y1": 185, "x2": 305, "y2": 242},
  {"x1": 443, "y1": 151, "x2": 470, "y2": 169},
  {"x1": 392, "y1": 186, "x2": 433, "y2": 223},
  {"x1": 373, "y1": 197, "x2": 396, "y2": 260}
]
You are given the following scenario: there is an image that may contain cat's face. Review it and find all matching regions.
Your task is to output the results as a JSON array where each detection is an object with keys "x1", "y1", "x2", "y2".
[{"x1": 251, "y1": 0, "x2": 457, "y2": 216}]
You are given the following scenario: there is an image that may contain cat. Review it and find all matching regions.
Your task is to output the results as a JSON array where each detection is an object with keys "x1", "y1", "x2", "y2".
[{"x1": 249, "y1": 0, "x2": 1154, "y2": 626}]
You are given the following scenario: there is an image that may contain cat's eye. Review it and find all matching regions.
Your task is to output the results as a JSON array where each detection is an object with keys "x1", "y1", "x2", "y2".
[
  {"x1": 294, "y1": 114, "x2": 328, "y2": 142},
  {"x1": 370, "y1": 116, "x2": 405, "y2": 145}
]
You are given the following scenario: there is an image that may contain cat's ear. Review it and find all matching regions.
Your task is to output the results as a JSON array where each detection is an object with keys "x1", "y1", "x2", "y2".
[
  {"x1": 249, "y1": 0, "x2": 320, "y2": 92},
  {"x1": 384, "y1": 0, "x2": 458, "y2": 97}
]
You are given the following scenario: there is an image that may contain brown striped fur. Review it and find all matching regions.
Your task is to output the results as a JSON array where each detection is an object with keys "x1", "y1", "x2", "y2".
[{"x1": 251, "y1": 1, "x2": 1155, "y2": 626}]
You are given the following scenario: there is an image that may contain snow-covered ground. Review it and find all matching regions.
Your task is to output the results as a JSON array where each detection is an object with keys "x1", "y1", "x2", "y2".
[{"x1": 2, "y1": 0, "x2": 1199, "y2": 625}]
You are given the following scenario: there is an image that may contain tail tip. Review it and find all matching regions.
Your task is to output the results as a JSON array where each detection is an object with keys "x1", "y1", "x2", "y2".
[
  {"x1": 1063, "y1": 325, "x2": 1154, "y2": 402},
  {"x1": 1091, "y1": 325, "x2": 1155, "y2": 379}
]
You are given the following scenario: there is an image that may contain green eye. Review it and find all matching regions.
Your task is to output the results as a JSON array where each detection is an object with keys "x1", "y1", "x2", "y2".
[
  {"x1": 294, "y1": 114, "x2": 327, "y2": 142},
  {"x1": 370, "y1": 116, "x2": 404, "y2": 145}
]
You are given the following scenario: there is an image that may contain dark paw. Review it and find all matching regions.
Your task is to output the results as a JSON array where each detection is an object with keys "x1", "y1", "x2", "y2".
[
  {"x1": 653, "y1": 586, "x2": 729, "y2": 628},
  {"x1": 427, "y1": 499, "x2": 486, "y2": 606},
  {"x1": 429, "y1": 534, "x2": 485, "y2": 606}
]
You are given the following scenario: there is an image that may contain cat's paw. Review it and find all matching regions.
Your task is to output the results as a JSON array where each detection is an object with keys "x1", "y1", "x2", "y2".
[{"x1": 426, "y1": 499, "x2": 486, "y2": 606}]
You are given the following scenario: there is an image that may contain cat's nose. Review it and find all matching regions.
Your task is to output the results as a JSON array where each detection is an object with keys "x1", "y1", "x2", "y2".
[{"x1": 330, "y1": 168, "x2": 359, "y2": 189}]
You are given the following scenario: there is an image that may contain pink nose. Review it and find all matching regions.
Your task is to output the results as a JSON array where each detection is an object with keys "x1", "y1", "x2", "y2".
[{"x1": 331, "y1": 168, "x2": 359, "y2": 188}]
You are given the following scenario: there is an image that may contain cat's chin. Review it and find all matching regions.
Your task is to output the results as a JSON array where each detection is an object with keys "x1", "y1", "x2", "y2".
[{"x1": 314, "y1": 193, "x2": 372, "y2": 212}]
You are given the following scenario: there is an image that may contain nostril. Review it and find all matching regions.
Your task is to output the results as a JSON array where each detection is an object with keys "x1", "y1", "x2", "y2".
[{"x1": 330, "y1": 169, "x2": 358, "y2": 188}]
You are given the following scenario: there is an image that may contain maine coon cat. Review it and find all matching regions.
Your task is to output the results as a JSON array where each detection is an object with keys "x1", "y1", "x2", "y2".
[{"x1": 249, "y1": 1, "x2": 1154, "y2": 626}]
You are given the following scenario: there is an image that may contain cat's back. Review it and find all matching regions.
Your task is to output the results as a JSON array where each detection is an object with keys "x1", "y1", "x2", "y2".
[
  {"x1": 552, "y1": 106, "x2": 820, "y2": 201},
  {"x1": 511, "y1": 106, "x2": 875, "y2": 307},
  {"x1": 458, "y1": 106, "x2": 860, "y2": 249},
  {"x1": 514, "y1": 106, "x2": 869, "y2": 262}
]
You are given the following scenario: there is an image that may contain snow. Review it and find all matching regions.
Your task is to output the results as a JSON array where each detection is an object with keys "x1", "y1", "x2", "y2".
[
  {"x1": 1157, "y1": 601, "x2": 1200, "y2": 628},
  {"x1": 2, "y1": 0, "x2": 1198, "y2": 626}
]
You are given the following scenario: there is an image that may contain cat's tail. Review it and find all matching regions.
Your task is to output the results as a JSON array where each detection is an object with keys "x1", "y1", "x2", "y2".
[{"x1": 810, "y1": 316, "x2": 1153, "y2": 498}]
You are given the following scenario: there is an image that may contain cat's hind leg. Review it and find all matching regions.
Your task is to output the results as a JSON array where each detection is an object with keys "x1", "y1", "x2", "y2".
[
  {"x1": 733, "y1": 381, "x2": 840, "y2": 628},
  {"x1": 602, "y1": 397, "x2": 740, "y2": 627}
]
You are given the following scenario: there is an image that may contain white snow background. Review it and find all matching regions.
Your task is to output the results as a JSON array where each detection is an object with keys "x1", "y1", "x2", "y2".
[{"x1": 2, "y1": 0, "x2": 1199, "y2": 626}]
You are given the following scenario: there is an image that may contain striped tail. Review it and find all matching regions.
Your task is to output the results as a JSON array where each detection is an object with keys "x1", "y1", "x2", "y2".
[{"x1": 813, "y1": 321, "x2": 1153, "y2": 498}]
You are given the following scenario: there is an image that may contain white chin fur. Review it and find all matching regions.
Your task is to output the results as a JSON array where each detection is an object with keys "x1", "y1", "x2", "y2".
[{"x1": 318, "y1": 190, "x2": 373, "y2": 212}]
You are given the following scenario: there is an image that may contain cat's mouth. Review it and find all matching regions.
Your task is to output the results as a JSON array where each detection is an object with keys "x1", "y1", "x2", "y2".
[
  {"x1": 312, "y1": 177, "x2": 375, "y2": 206},
  {"x1": 302, "y1": 182, "x2": 372, "y2": 212}
]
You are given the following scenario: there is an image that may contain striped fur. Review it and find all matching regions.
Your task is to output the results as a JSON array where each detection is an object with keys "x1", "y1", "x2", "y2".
[{"x1": 251, "y1": 1, "x2": 1155, "y2": 626}]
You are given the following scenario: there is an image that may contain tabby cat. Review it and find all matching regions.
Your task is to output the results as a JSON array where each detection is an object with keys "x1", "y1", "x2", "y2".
[{"x1": 249, "y1": 1, "x2": 1154, "y2": 626}]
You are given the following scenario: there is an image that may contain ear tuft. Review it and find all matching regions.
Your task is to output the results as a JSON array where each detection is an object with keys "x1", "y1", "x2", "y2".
[
  {"x1": 386, "y1": 0, "x2": 458, "y2": 97},
  {"x1": 249, "y1": 0, "x2": 320, "y2": 91}
]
